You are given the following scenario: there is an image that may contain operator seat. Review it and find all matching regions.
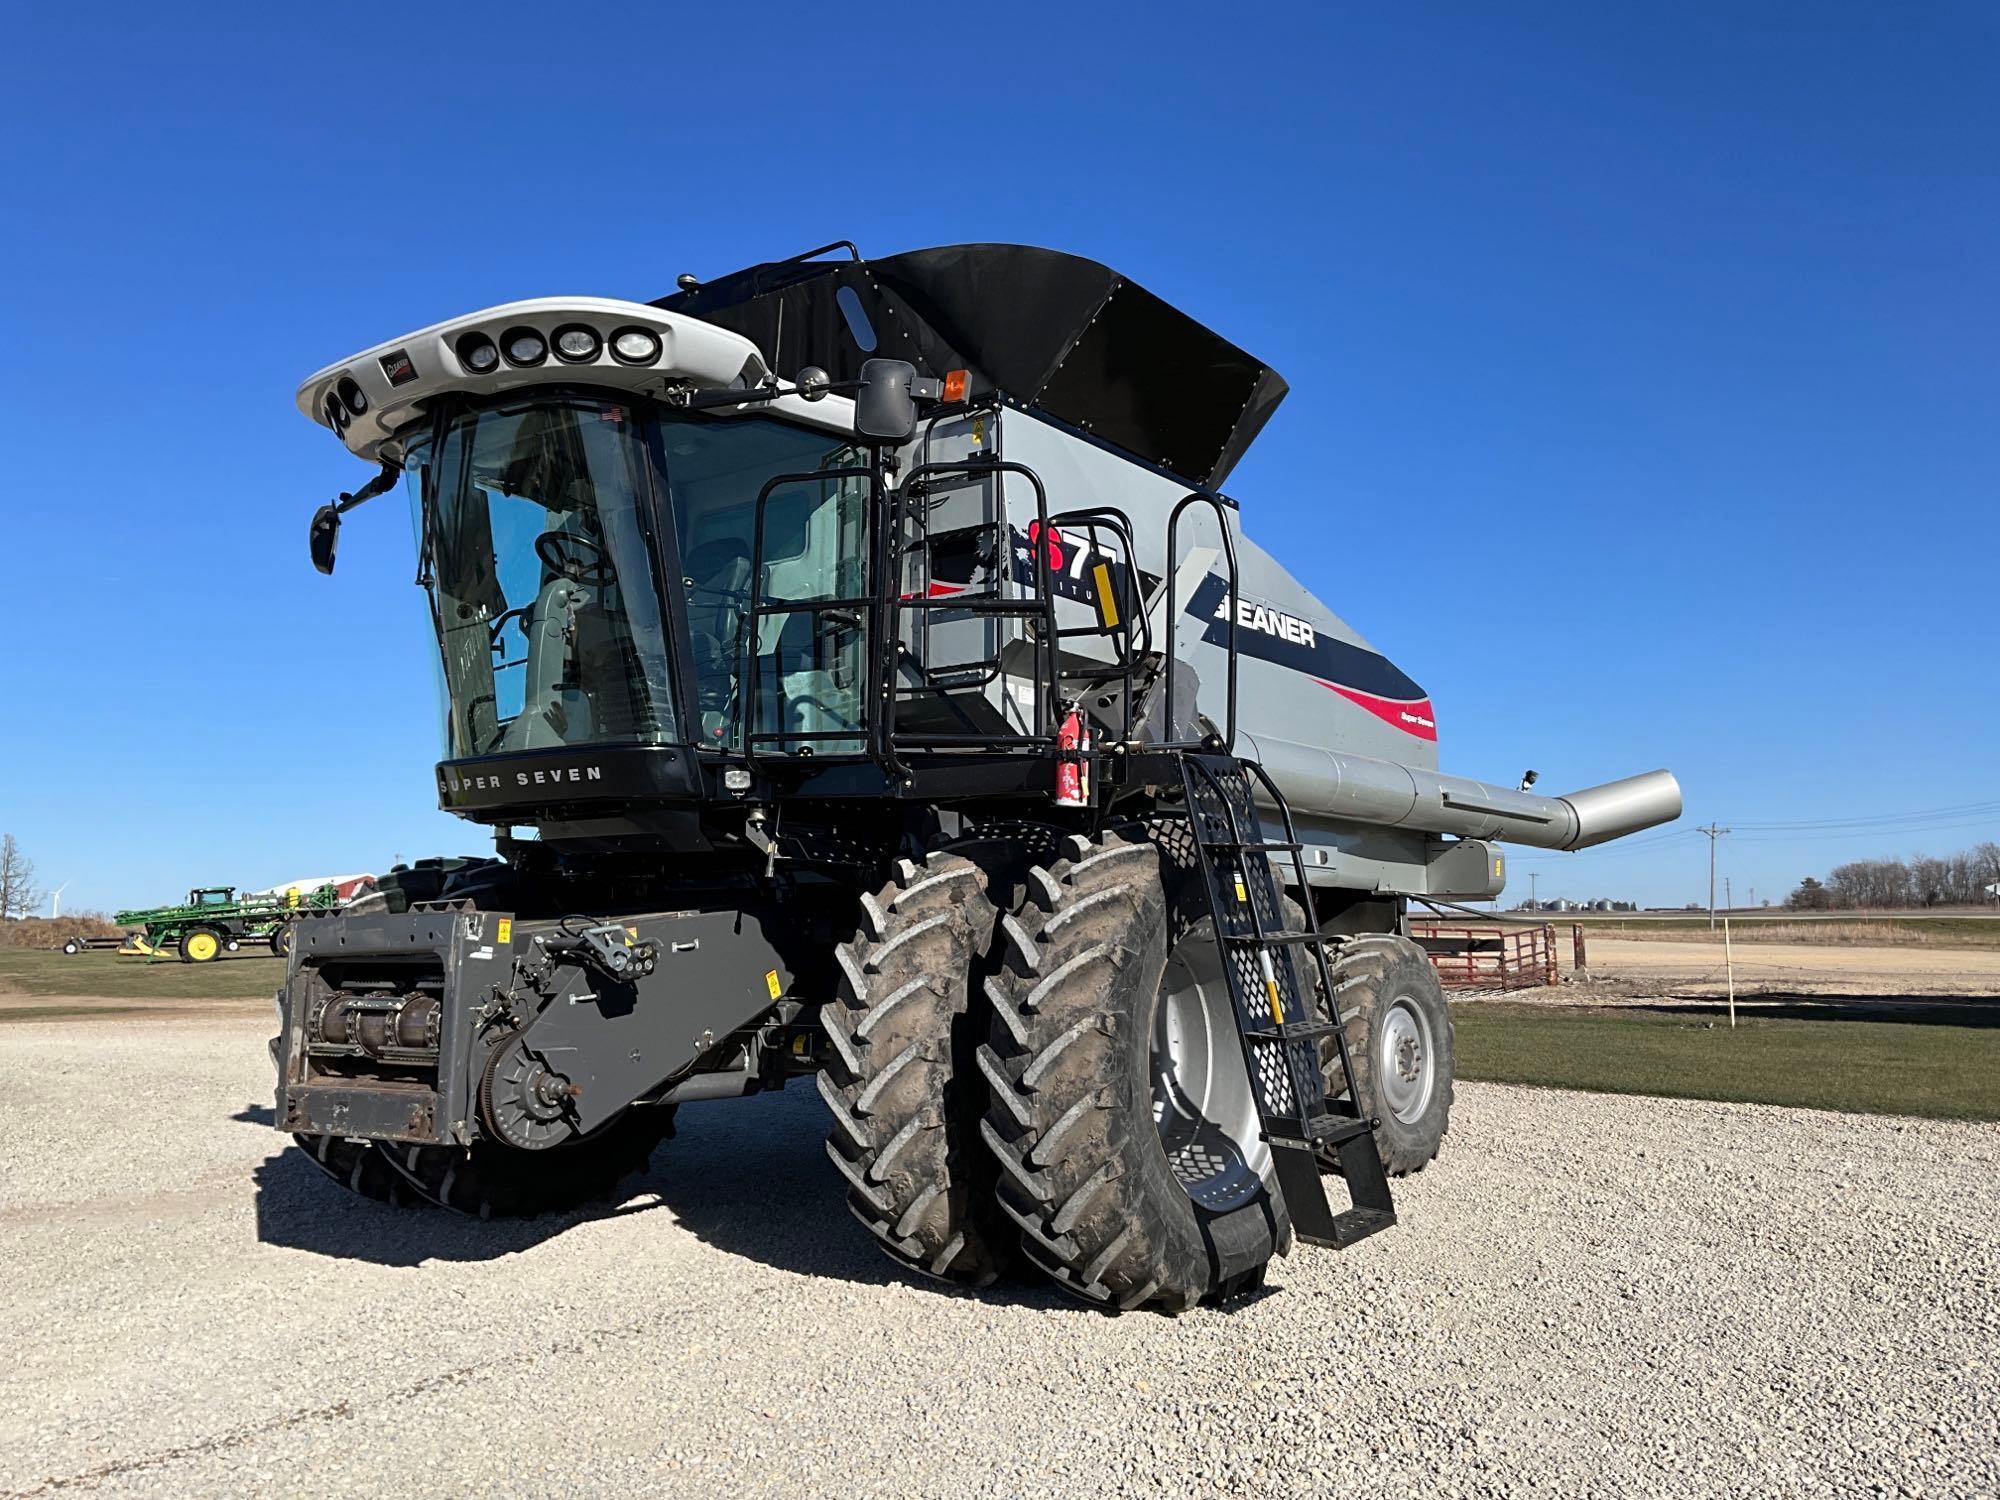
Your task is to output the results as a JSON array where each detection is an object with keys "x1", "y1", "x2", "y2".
[{"x1": 683, "y1": 538, "x2": 753, "y2": 723}]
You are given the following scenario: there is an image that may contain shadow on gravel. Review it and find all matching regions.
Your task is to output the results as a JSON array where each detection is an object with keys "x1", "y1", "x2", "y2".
[
  {"x1": 652, "y1": 1085, "x2": 1078, "y2": 1311},
  {"x1": 1634, "y1": 994, "x2": 2000, "y2": 1028},
  {"x1": 240, "y1": 1083, "x2": 1142, "y2": 1313}
]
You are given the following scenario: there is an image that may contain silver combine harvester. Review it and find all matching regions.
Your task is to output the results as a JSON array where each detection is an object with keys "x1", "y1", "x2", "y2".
[{"x1": 279, "y1": 242, "x2": 1680, "y2": 1310}]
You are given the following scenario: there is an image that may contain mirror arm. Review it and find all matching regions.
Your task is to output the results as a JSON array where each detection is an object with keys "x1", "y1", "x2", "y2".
[
  {"x1": 334, "y1": 459, "x2": 402, "y2": 515},
  {"x1": 668, "y1": 377, "x2": 866, "y2": 413}
]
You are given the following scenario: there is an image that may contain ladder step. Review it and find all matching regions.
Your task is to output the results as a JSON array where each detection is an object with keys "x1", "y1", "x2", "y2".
[
  {"x1": 1217, "y1": 928, "x2": 1322, "y2": 947},
  {"x1": 1197, "y1": 838, "x2": 1302, "y2": 855},
  {"x1": 1241, "y1": 1020, "x2": 1341, "y2": 1044},
  {"x1": 1261, "y1": 1112, "x2": 1373, "y2": 1146},
  {"x1": 1325, "y1": 1207, "x2": 1397, "y2": 1248}
]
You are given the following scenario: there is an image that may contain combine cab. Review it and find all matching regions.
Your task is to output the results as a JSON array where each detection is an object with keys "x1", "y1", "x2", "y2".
[{"x1": 277, "y1": 242, "x2": 1681, "y2": 1309}]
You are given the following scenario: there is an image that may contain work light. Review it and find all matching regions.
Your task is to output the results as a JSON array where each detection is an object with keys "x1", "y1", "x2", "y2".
[
  {"x1": 610, "y1": 326, "x2": 661, "y2": 365},
  {"x1": 553, "y1": 325, "x2": 601, "y2": 363},
  {"x1": 501, "y1": 327, "x2": 548, "y2": 366},
  {"x1": 456, "y1": 332, "x2": 500, "y2": 373}
]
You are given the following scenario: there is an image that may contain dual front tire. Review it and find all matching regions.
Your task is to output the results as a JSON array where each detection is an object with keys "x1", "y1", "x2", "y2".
[{"x1": 820, "y1": 831, "x2": 1455, "y2": 1312}]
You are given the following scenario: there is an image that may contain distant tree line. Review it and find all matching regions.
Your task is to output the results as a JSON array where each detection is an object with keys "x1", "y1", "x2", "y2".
[{"x1": 1789, "y1": 842, "x2": 2000, "y2": 909}]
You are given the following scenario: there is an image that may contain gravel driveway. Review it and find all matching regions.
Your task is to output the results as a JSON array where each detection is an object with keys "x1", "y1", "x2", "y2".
[{"x1": 1, "y1": 1016, "x2": 1993, "y2": 1498}]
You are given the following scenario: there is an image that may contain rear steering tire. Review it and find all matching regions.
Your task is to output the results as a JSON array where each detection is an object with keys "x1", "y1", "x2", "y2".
[
  {"x1": 979, "y1": 831, "x2": 1290, "y2": 1313},
  {"x1": 1317, "y1": 934, "x2": 1455, "y2": 1176}
]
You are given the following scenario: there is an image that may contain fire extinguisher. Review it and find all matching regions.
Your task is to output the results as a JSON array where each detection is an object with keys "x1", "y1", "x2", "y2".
[{"x1": 1056, "y1": 705, "x2": 1087, "y2": 807}]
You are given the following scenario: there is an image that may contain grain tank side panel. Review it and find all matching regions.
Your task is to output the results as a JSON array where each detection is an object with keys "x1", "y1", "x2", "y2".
[{"x1": 990, "y1": 411, "x2": 1443, "y2": 782}]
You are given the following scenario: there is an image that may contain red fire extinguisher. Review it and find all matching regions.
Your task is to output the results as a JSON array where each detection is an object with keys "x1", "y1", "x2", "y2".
[{"x1": 1056, "y1": 706, "x2": 1087, "y2": 807}]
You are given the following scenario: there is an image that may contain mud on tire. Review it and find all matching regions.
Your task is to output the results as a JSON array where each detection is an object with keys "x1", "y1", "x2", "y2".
[
  {"x1": 818, "y1": 851, "x2": 1014, "y2": 1286},
  {"x1": 979, "y1": 831, "x2": 1289, "y2": 1313},
  {"x1": 1317, "y1": 933, "x2": 1455, "y2": 1176}
]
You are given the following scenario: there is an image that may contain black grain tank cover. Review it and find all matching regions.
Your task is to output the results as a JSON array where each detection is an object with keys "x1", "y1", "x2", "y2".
[{"x1": 655, "y1": 243, "x2": 1288, "y2": 491}]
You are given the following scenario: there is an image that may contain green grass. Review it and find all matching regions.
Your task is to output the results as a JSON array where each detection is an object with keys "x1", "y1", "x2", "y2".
[
  {"x1": 0, "y1": 949, "x2": 287, "y2": 1001},
  {"x1": 1453, "y1": 1002, "x2": 2000, "y2": 1121}
]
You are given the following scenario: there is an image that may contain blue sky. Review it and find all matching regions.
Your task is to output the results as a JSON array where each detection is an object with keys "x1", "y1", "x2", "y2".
[{"x1": 1, "y1": 4, "x2": 1994, "y2": 913}]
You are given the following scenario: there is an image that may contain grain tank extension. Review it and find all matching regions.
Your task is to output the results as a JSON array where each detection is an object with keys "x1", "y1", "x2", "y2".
[{"x1": 277, "y1": 242, "x2": 1680, "y2": 1311}]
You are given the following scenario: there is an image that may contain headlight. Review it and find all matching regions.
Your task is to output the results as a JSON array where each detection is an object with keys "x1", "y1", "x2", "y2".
[
  {"x1": 336, "y1": 376, "x2": 368, "y2": 416},
  {"x1": 456, "y1": 332, "x2": 500, "y2": 373},
  {"x1": 609, "y1": 326, "x2": 661, "y2": 365},
  {"x1": 325, "y1": 391, "x2": 349, "y2": 431},
  {"x1": 552, "y1": 325, "x2": 601, "y2": 364},
  {"x1": 501, "y1": 327, "x2": 548, "y2": 366}
]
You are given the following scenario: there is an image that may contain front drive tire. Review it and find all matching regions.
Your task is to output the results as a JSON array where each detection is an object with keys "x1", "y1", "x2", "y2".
[
  {"x1": 1318, "y1": 934, "x2": 1455, "y2": 1176},
  {"x1": 979, "y1": 832, "x2": 1290, "y2": 1313},
  {"x1": 180, "y1": 927, "x2": 223, "y2": 964},
  {"x1": 818, "y1": 851, "x2": 1015, "y2": 1287}
]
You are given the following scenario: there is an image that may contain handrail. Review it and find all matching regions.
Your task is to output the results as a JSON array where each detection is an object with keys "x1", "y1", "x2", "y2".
[
  {"x1": 1161, "y1": 491, "x2": 1241, "y2": 753},
  {"x1": 889, "y1": 460, "x2": 1061, "y2": 753},
  {"x1": 742, "y1": 466, "x2": 877, "y2": 773}
]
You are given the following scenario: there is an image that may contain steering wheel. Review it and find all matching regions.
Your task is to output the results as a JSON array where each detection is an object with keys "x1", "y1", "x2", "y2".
[{"x1": 535, "y1": 530, "x2": 613, "y2": 585}]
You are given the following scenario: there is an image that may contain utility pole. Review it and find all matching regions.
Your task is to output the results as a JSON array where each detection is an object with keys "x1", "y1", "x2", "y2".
[
  {"x1": 1697, "y1": 824, "x2": 1730, "y2": 930},
  {"x1": 1725, "y1": 877, "x2": 1732, "y2": 916},
  {"x1": 1529, "y1": 872, "x2": 1539, "y2": 911}
]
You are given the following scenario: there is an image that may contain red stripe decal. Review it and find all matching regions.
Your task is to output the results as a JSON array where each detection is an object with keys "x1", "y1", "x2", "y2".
[{"x1": 1317, "y1": 680, "x2": 1438, "y2": 740}]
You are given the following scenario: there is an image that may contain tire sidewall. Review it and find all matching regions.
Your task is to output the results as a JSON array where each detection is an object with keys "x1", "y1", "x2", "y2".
[{"x1": 1336, "y1": 941, "x2": 1455, "y2": 1174}]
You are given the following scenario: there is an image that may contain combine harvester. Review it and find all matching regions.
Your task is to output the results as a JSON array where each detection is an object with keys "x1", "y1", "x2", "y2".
[{"x1": 277, "y1": 243, "x2": 1680, "y2": 1309}]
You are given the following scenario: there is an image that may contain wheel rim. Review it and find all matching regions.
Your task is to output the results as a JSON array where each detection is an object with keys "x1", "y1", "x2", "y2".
[
  {"x1": 1376, "y1": 993, "x2": 1436, "y2": 1124},
  {"x1": 186, "y1": 932, "x2": 218, "y2": 961},
  {"x1": 1152, "y1": 935, "x2": 1269, "y2": 1213}
]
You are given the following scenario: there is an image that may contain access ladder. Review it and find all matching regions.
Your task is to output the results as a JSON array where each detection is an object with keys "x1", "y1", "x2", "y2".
[{"x1": 1175, "y1": 751, "x2": 1397, "y2": 1248}]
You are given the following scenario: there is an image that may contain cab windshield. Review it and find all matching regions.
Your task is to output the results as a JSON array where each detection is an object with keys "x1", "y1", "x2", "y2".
[
  {"x1": 411, "y1": 397, "x2": 677, "y2": 758},
  {"x1": 407, "y1": 396, "x2": 869, "y2": 761}
]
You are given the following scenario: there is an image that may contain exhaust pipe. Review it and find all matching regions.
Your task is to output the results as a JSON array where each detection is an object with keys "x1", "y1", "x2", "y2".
[{"x1": 1239, "y1": 733, "x2": 1683, "y2": 852}]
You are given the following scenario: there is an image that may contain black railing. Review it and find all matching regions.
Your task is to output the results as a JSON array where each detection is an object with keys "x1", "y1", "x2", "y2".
[{"x1": 1160, "y1": 491, "x2": 1241, "y2": 753}]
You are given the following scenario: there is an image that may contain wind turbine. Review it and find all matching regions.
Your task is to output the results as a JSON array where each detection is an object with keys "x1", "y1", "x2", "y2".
[{"x1": 49, "y1": 880, "x2": 71, "y2": 919}]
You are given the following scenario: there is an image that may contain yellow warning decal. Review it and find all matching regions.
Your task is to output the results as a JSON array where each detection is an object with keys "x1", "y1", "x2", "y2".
[
  {"x1": 1233, "y1": 874, "x2": 1249, "y2": 904},
  {"x1": 765, "y1": 969, "x2": 783, "y2": 1000},
  {"x1": 1092, "y1": 563, "x2": 1119, "y2": 629},
  {"x1": 496, "y1": 919, "x2": 512, "y2": 944}
]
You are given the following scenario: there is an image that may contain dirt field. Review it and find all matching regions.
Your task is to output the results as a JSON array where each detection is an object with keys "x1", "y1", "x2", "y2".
[
  {"x1": 1560, "y1": 931, "x2": 2000, "y2": 1006},
  {"x1": 1, "y1": 1014, "x2": 1994, "y2": 1499}
]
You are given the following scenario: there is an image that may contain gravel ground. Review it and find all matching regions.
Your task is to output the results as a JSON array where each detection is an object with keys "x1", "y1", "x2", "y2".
[{"x1": 2, "y1": 1016, "x2": 1994, "y2": 1499}]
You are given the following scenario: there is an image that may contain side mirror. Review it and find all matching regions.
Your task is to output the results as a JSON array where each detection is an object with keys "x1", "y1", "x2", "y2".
[
  {"x1": 853, "y1": 358, "x2": 919, "y2": 445},
  {"x1": 309, "y1": 504, "x2": 341, "y2": 575}
]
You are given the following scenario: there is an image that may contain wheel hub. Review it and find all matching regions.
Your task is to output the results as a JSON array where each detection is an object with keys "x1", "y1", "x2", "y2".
[
  {"x1": 1152, "y1": 936, "x2": 1269, "y2": 1213},
  {"x1": 1376, "y1": 995, "x2": 1436, "y2": 1124}
]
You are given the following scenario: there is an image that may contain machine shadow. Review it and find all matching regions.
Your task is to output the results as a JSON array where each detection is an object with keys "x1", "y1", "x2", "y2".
[{"x1": 241, "y1": 1085, "x2": 1078, "y2": 1309}]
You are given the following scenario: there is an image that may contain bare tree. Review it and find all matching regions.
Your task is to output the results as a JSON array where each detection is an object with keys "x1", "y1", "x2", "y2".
[{"x1": 0, "y1": 835, "x2": 37, "y2": 921}]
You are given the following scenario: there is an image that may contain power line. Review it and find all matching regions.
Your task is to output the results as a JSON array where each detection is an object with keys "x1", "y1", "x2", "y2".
[{"x1": 1731, "y1": 799, "x2": 2000, "y2": 831}]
